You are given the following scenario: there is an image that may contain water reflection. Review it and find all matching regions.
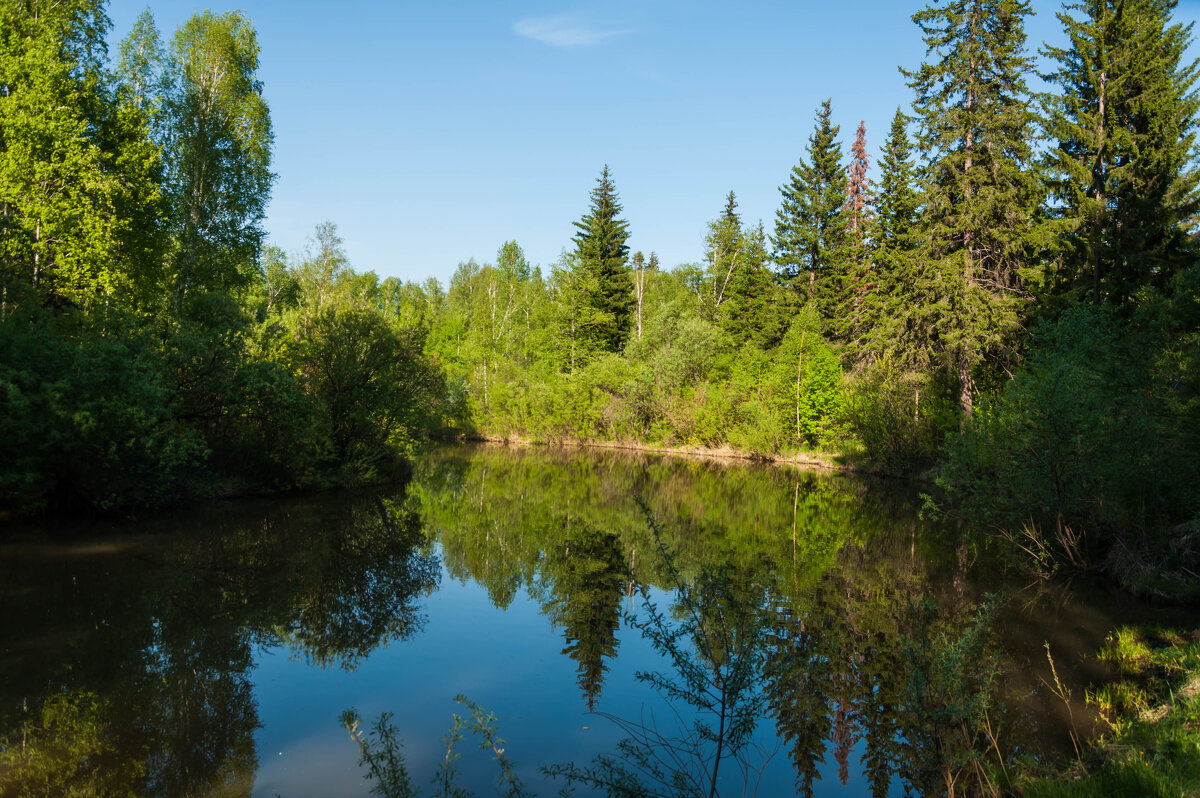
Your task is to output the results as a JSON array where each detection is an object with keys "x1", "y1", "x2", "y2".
[
  {"x1": 0, "y1": 496, "x2": 437, "y2": 797},
  {"x1": 410, "y1": 446, "x2": 1004, "y2": 795},
  {"x1": 0, "y1": 444, "x2": 1181, "y2": 796},
  {"x1": 542, "y1": 523, "x2": 626, "y2": 711}
]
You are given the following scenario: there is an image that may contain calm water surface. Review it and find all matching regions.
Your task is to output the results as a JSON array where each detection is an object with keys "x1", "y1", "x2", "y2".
[{"x1": 0, "y1": 444, "x2": 1180, "y2": 796}]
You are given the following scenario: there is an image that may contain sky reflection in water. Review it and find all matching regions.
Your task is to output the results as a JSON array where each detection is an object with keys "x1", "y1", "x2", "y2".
[{"x1": 2, "y1": 444, "x2": 1171, "y2": 797}]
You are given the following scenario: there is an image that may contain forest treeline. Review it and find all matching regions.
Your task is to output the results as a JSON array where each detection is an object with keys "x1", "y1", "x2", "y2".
[{"x1": 1, "y1": 0, "x2": 1198, "y2": 590}]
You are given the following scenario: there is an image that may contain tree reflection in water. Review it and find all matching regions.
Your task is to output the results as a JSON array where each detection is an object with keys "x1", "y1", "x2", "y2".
[
  {"x1": 1, "y1": 444, "x2": 1140, "y2": 796},
  {"x1": 417, "y1": 446, "x2": 1008, "y2": 796},
  {"x1": 542, "y1": 521, "x2": 626, "y2": 712},
  {"x1": 0, "y1": 494, "x2": 438, "y2": 797}
]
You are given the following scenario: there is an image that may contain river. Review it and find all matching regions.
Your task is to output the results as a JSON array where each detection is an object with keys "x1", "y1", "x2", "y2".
[{"x1": 0, "y1": 443, "x2": 1182, "y2": 796}]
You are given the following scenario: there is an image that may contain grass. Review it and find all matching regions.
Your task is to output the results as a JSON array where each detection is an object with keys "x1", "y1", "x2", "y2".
[{"x1": 1022, "y1": 628, "x2": 1200, "y2": 798}]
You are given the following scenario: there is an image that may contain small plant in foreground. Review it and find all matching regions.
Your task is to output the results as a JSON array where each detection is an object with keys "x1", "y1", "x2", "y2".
[
  {"x1": 542, "y1": 499, "x2": 775, "y2": 797},
  {"x1": 342, "y1": 696, "x2": 531, "y2": 798}
]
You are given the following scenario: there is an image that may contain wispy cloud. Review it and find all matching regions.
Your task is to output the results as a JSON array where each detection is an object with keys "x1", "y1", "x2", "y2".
[{"x1": 513, "y1": 13, "x2": 633, "y2": 48}]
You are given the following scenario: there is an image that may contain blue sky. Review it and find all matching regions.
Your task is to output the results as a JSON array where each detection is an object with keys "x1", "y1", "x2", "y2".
[{"x1": 105, "y1": 0, "x2": 1200, "y2": 285}]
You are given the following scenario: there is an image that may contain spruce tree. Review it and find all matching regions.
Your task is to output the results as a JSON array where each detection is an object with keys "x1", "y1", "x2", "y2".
[
  {"x1": 873, "y1": 110, "x2": 921, "y2": 285},
  {"x1": 904, "y1": 0, "x2": 1042, "y2": 417},
  {"x1": 721, "y1": 222, "x2": 784, "y2": 349},
  {"x1": 701, "y1": 191, "x2": 744, "y2": 320},
  {"x1": 869, "y1": 109, "x2": 928, "y2": 368},
  {"x1": 572, "y1": 165, "x2": 633, "y2": 352},
  {"x1": 1043, "y1": 0, "x2": 1200, "y2": 304},
  {"x1": 772, "y1": 99, "x2": 849, "y2": 325}
]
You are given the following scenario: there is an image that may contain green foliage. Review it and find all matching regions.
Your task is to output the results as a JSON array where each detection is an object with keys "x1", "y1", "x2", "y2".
[
  {"x1": 1024, "y1": 630, "x2": 1200, "y2": 798},
  {"x1": 342, "y1": 696, "x2": 531, "y2": 798},
  {"x1": 282, "y1": 302, "x2": 438, "y2": 481},
  {"x1": 342, "y1": 710, "x2": 418, "y2": 798},
  {"x1": 166, "y1": 10, "x2": 274, "y2": 305},
  {"x1": 770, "y1": 308, "x2": 846, "y2": 448},
  {"x1": 0, "y1": 0, "x2": 165, "y2": 311},
  {"x1": 1042, "y1": 0, "x2": 1200, "y2": 305},
  {"x1": 427, "y1": 253, "x2": 846, "y2": 454},
  {"x1": 844, "y1": 363, "x2": 955, "y2": 473},
  {"x1": 772, "y1": 99, "x2": 850, "y2": 326},
  {"x1": 938, "y1": 303, "x2": 1200, "y2": 586},
  {"x1": 0, "y1": 307, "x2": 203, "y2": 512},
  {"x1": 571, "y1": 165, "x2": 634, "y2": 353},
  {"x1": 0, "y1": 691, "x2": 144, "y2": 798},
  {"x1": 898, "y1": 597, "x2": 1004, "y2": 797}
]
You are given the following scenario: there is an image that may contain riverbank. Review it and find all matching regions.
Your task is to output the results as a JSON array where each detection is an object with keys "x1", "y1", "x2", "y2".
[
  {"x1": 445, "y1": 433, "x2": 853, "y2": 472},
  {"x1": 1023, "y1": 627, "x2": 1200, "y2": 797}
]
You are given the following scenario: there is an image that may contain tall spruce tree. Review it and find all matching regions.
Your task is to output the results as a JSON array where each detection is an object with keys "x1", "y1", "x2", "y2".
[
  {"x1": 571, "y1": 165, "x2": 633, "y2": 353},
  {"x1": 869, "y1": 109, "x2": 929, "y2": 369},
  {"x1": 904, "y1": 0, "x2": 1042, "y2": 417},
  {"x1": 873, "y1": 110, "x2": 921, "y2": 285},
  {"x1": 772, "y1": 99, "x2": 849, "y2": 326},
  {"x1": 1043, "y1": 0, "x2": 1200, "y2": 304}
]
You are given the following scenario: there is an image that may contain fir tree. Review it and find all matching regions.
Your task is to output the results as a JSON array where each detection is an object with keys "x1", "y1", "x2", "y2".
[
  {"x1": 721, "y1": 222, "x2": 784, "y2": 350},
  {"x1": 869, "y1": 108, "x2": 930, "y2": 371},
  {"x1": 1043, "y1": 0, "x2": 1200, "y2": 304},
  {"x1": 873, "y1": 110, "x2": 921, "y2": 287},
  {"x1": 904, "y1": 0, "x2": 1042, "y2": 417},
  {"x1": 772, "y1": 99, "x2": 849, "y2": 325},
  {"x1": 701, "y1": 191, "x2": 744, "y2": 320},
  {"x1": 571, "y1": 165, "x2": 633, "y2": 353}
]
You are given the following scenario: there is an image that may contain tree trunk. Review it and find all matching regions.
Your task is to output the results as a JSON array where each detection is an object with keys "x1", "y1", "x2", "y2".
[
  {"x1": 959, "y1": 8, "x2": 978, "y2": 423},
  {"x1": 795, "y1": 328, "x2": 807, "y2": 444},
  {"x1": 635, "y1": 266, "x2": 644, "y2": 340},
  {"x1": 958, "y1": 358, "x2": 974, "y2": 420},
  {"x1": 1092, "y1": 67, "x2": 1107, "y2": 304},
  {"x1": 32, "y1": 222, "x2": 40, "y2": 289}
]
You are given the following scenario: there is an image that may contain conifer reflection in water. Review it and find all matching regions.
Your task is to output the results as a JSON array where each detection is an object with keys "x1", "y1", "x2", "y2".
[
  {"x1": 545, "y1": 504, "x2": 776, "y2": 797},
  {"x1": 411, "y1": 445, "x2": 1030, "y2": 796},
  {"x1": 1, "y1": 444, "x2": 1164, "y2": 796}
]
